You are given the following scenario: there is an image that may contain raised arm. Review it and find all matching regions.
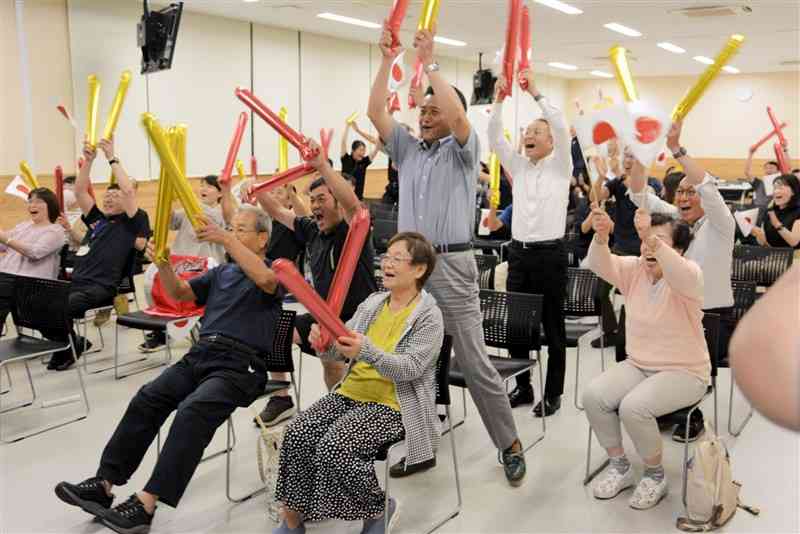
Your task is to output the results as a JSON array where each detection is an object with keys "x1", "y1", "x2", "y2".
[
  {"x1": 414, "y1": 29, "x2": 470, "y2": 146},
  {"x1": 488, "y1": 78, "x2": 520, "y2": 170},
  {"x1": 352, "y1": 122, "x2": 380, "y2": 145},
  {"x1": 288, "y1": 185, "x2": 310, "y2": 217},
  {"x1": 340, "y1": 121, "x2": 351, "y2": 159},
  {"x1": 145, "y1": 241, "x2": 196, "y2": 301},
  {"x1": 649, "y1": 235, "x2": 703, "y2": 301},
  {"x1": 75, "y1": 141, "x2": 98, "y2": 215},
  {"x1": 628, "y1": 159, "x2": 679, "y2": 216},
  {"x1": 744, "y1": 147, "x2": 756, "y2": 182},
  {"x1": 309, "y1": 140, "x2": 360, "y2": 223},
  {"x1": 520, "y1": 68, "x2": 571, "y2": 173},
  {"x1": 255, "y1": 188, "x2": 297, "y2": 230},
  {"x1": 0, "y1": 225, "x2": 64, "y2": 260},
  {"x1": 98, "y1": 136, "x2": 138, "y2": 218},
  {"x1": 367, "y1": 24, "x2": 399, "y2": 143},
  {"x1": 586, "y1": 208, "x2": 632, "y2": 291}
]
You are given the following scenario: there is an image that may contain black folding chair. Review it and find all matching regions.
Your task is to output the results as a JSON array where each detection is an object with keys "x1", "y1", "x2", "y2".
[
  {"x1": 731, "y1": 244, "x2": 794, "y2": 287},
  {"x1": 0, "y1": 275, "x2": 90, "y2": 442},
  {"x1": 726, "y1": 280, "x2": 758, "y2": 436},
  {"x1": 584, "y1": 314, "x2": 721, "y2": 518},
  {"x1": 474, "y1": 253, "x2": 499, "y2": 290},
  {"x1": 448, "y1": 290, "x2": 546, "y2": 453},
  {"x1": 560, "y1": 268, "x2": 606, "y2": 411},
  {"x1": 377, "y1": 336, "x2": 461, "y2": 533}
]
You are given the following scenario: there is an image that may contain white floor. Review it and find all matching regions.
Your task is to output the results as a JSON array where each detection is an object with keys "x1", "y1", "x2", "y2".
[{"x1": 1, "y1": 298, "x2": 798, "y2": 534}]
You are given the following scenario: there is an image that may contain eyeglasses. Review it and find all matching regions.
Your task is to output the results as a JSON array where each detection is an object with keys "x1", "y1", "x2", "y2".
[
  {"x1": 232, "y1": 228, "x2": 258, "y2": 234},
  {"x1": 380, "y1": 254, "x2": 413, "y2": 267},
  {"x1": 675, "y1": 188, "x2": 697, "y2": 198}
]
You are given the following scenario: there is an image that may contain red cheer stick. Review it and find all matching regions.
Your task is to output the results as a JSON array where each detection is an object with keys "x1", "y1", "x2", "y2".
[
  {"x1": 502, "y1": 0, "x2": 522, "y2": 99},
  {"x1": 767, "y1": 106, "x2": 787, "y2": 147},
  {"x1": 320, "y1": 128, "x2": 334, "y2": 160},
  {"x1": 315, "y1": 208, "x2": 372, "y2": 350},
  {"x1": 774, "y1": 142, "x2": 790, "y2": 175},
  {"x1": 235, "y1": 87, "x2": 319, "y2": 161},
  {"x1": 408, "y1": 58, "x2": 425, "y2": 109},
  {"x1": 387, "y1": 0, "x2": 410, "y2": 51},
  {"x1": 220, "y1": 112, "x2": 249, "y2": 184},
  {"x1": 272, "y1": 259, "x2": 350, "y2": 341},
  {"x1": 55, "y1": 165, "x2": 65, "y2": 213},
  {"x1": 750, "y1": 122, "x2": 787, "y2": 153},
  {"x1": 248, "y1": 163, "x2": 315, "y2": 200},
  {"x1": 388, "y1": 91, "x2": 401, "y2": 113},
  {"x1": 517, "y1": 4, "x2": 531, "y2": 90},
  {"x1": 250, "y1": 155, "x2": 258, "y2": 178}
]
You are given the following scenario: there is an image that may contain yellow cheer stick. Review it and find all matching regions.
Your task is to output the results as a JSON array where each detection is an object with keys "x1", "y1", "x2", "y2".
[
  {"x1": 152, "y1": 159, "x2": 173, "y2": 264},
  {"x1": 417, "y1": 0, "x2": 440, "y2": 31},
  {"x1": 19, "y1": 161, "x2": 40, "y2": 189},
  {"x1": 488, "y1": 153, "x2": 501, "y2": 209},
  {"x1": 87, "y1": 74, "x2": 101, "y2": 147},
  {"x1": 503, "y1": 129, "x2": 512, "y2": 143},
  {"x1": 609, "y1": 46, "x2": 638, "y2": 102},
  {"x1": 278, "y1": 107, "x2": 289, "y2": 172},
  {"x1": 236, "y1": 159, "x2": 246, "y2": 181},
  {"x1": 102, "y1": 70, "x2": 131, "y2": 141},
  {"x1": 672, "y1": 34, "x2": 744, "y2": 121},
  {"x1": 346, "y1": 111, "x2": 359, "y2": 125},
  {"x1": 142, "y1": 113, "x2": 203, "y2": 230}
]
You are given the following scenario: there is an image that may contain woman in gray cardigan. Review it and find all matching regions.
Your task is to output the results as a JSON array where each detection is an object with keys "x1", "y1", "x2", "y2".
[{"x1": 274, "y1": 232, "x2": 444, "y2": 534}]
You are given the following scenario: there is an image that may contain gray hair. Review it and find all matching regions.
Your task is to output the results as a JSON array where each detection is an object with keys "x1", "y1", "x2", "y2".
[{"x1": 236, "y1": 204, "x2": 272, "y2": 236}]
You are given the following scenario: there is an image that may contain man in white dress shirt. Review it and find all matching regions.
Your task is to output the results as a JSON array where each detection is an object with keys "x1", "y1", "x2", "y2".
[
  {"x1": 488, "y1": 71, "x2": 571, "y2": 416},
  {"x1": 628, "y1": 121, "x2": 735, "y2": 442}
]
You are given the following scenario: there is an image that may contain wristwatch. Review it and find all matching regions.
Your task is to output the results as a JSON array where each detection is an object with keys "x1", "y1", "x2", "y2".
[
  {"x1": 424, "y1": 62, "x2": 440, "y2": 74},
  {"x1": 672, "y1": 147, "x2": 687, "y2": 160},
  {"x1": 108, "y1": 158, "x2": 120, "y2": 166}
]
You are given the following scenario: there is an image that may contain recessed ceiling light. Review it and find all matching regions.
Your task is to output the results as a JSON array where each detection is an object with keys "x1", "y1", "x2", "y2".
[
  {"x1": 243, "y1": 0, "x2": 260, "y2": 3},
  {"x1": 603, "y1": 22, "x2": 642, "y2": 37},
  {"x1": 693, "y1": 55, "x2": 715, "y2": 65},
  {"x1": 657, "y1": 42, "x2": 686, "y2": 54},
  {"x1": 534, "y1": 0, "x2": 583, "y2": 15},
  {"x1": 590, "y1": 70, "x2": 614, "y2": 78},
  {"x1": 434, "y1": 36, "x2": 467, "y2": 47},
  {"x1": 317, "y1": 12, "x2": 381, "y2": 29},
  {"x1": 548, "y1": 61, "x2": 578, "y2": 71},
  {"x1": 722, "y1": 65, "x2": 740, "y2": 74}
]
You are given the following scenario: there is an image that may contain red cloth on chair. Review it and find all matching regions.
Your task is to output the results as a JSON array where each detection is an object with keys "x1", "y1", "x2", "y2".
[{"x1": 146, "y1": 255, "x2": 208, "y2": 318}]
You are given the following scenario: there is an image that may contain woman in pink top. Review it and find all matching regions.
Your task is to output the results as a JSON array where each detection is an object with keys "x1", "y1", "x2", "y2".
[
  {"x1": 0, "y1": 188, "x2": 66, "y2": 328},
  {"x1": 582, "y1": 208, "x2": 709, "y2": 510}
]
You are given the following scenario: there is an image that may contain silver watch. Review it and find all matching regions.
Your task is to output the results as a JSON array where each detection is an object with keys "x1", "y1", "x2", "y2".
[{"x1": 424, "y1": 62, "x2": 440, "y2": 74}]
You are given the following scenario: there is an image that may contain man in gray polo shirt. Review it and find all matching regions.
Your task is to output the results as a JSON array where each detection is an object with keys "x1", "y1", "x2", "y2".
[{"x1": 368, "y1": 24, "x2": 526, "y2": 486}]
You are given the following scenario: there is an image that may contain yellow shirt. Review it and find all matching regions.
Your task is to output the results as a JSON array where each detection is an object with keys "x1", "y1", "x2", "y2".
[{"x1": 337, "y1": 299, "x2": 418, "y2": 411}]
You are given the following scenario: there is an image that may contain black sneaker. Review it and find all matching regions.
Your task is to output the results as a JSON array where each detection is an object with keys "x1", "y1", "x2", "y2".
[
  {"x1": 508, "y1": 387, "x2": 535, "y2": 408},
  {"x1": 253, "y1": 396, "x2": 296, "y2": 427},
  {"x1": 533, "y1": 396, "x2": 561, "y2": 417},
  {"x1": 101, "y1": 494, "x2": 154, "y2": 534},
  {"x1": 55, "y1": 340, "x2": 91, "y2": 372},
  {"x1": 138, "y1": 332, "x2": 166, "y2": 353},
  {"x1": 389, "y1": 456, "x2": 436, "y2": 478},
  {"x1": 673, "y1": 411, "x2": 704, "y2": 443},
  {"x1": 54, "y1": 476, "x2": 114, "y2": 518},
  {"x1": 500, "y1": 441, "x2": 526, "y2": 487}
]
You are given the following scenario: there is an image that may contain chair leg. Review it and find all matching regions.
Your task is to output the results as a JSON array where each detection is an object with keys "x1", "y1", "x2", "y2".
[
  {"x1": 574, "y1": 344, "x2": 583, "y2": 411},
  {"x1": 521, "y1": 353, "x2": 546, "y2": 454},
  {"x1": 583, "y1": 426, "x2": 608, "y2": 486},
  {"x1": 682, "y1": 407, "x2": 694, "y2": 510},
  {"x1": 0, "y1": 361, "x2": 35, "y2": 414},
  {"x1": 422, "y1": 404, "x2": 462, "y2": 534},
  {"x1": 727, "y1": 377, "x2": 752, "y2": 437},
  {"x1": 109, "y1": 326, "x2": 169, "y2": 380},
  {"x1": 226, "y1": 417, "x2": 266, "y2": 503},
  {"x1": 1, "y1": 365, "x2": 12, "y2": 395},
  {"x1": 290, "y1": 373, "x2": 301, "y2": 413}
]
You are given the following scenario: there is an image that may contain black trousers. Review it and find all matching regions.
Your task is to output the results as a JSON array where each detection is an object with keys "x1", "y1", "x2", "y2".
[
  {"x1": 0, "y1": 274, "x2": 14, "y2": 333},
  {"x1": 40, "y1": 282, "x2": 116, "y2": 362},
  {"x1": 507, "y1": 243, "x2": 567, "y2": 399},
  {"x1": 96, "y1": 341, "x2": 267, "y2": 507}
]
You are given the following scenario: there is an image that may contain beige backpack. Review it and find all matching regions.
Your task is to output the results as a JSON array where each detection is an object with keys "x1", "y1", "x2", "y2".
[
  {"x1": 676, "y1": 424, "x2": 759, "y2": 532},
  {"x1": 254, "y1": 409, "x2": 287, "y2": 523}
]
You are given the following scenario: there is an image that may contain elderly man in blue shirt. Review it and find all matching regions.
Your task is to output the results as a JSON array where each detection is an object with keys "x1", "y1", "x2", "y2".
[{"x1": 368, "y1": 24, "x2": 526, "y2": 486}]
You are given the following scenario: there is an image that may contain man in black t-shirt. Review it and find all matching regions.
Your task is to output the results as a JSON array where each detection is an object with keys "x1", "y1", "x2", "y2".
[
  {"x1": 257, "y1": 139, "x2": 376, "y2": 423},
  {"x1": 341, "y1": 120, "x2": 380, "y2": 200},
  {"x1": 44, "y1": 137, "x2": 149, "y2": 371},
  {"x1": 55, "y1": 205, "x2": 282, "y2": 532}
]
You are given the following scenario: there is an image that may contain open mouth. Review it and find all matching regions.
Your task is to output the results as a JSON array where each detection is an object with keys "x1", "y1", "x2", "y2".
[
  {"x1": 679, "y1": 205, "x2": 692, "y2": 215},
  {"x1": 313, "y1": 211, "x2": 324, "y2": 224},
  {"x1": 525, "y1": 143, "x2": 535, "y2": 150},
  {"x1": 645, "y1": 257, "x2": 658, "y2": 265}
]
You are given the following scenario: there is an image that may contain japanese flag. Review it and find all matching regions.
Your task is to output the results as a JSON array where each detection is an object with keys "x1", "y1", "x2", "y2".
[
  {"x1": 5, "y1": 175, "x2": 32, "y2": 201},
  {"x1": 734, "y1": 208, "x2": 760, "y2": 237},
  {"x1": 388, "y1": 51, "x2": 408, "y2": 93}
]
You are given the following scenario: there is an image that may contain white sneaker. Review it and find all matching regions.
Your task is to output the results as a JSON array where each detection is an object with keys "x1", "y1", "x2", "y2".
[
  {"x1": 592, "y1": 465, "x2": 635, "y2": 499},
  {"x1": 629, "y1": 476, "x2": 668, "y2": 510}
]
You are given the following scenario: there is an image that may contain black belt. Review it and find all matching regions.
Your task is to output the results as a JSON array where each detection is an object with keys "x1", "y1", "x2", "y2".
[
  {"x1": 199, "y1": 334, "x2": 262, "y2": 358},
  {"x1": 434, "y1": 242, "x2": 473, "y2": 254},
  {"x1": 510, "y1": 238, "x2": 563, "y2": 250}
]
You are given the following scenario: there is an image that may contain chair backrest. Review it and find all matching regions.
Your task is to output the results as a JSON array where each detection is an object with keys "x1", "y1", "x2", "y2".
[
  {"x1": 731, "y1": 244, "x2": 794, "y2": 287},
  {"x1": 730, "y1": 279, "x2": 757, "y2": 322},
  {"x1": 10, "y1": 274, "x2": 72, "y2": 336},
  {"x1": 563, "y1": 267, "x2": 600, "y2": 317},
  {"x1": 474, "y1": 253, "x2": 498, "y2": 290},
  {"x1": 264, "y1": 309, "x2": 297, "y2": 373},
  {"x1": 479, "y1": 289, "x2": 544, "y2": 351},
  {"x1": 702, "y1": 313, "x2": 721, "y2": 378},
  {"x1": 373, "y1": 272, "x2": 387, "y2": 292},
  {"x1": 434, "y1": 335, "x2": 454, "y2": 406}
]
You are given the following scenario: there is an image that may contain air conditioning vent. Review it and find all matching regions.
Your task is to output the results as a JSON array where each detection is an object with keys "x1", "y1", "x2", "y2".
[
  {"x1": 669, "y1": 5, "x2": 752, "y2": 18},
  {"x1": 780, "y1": 59, "x2": 800, "y2": 66}
]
